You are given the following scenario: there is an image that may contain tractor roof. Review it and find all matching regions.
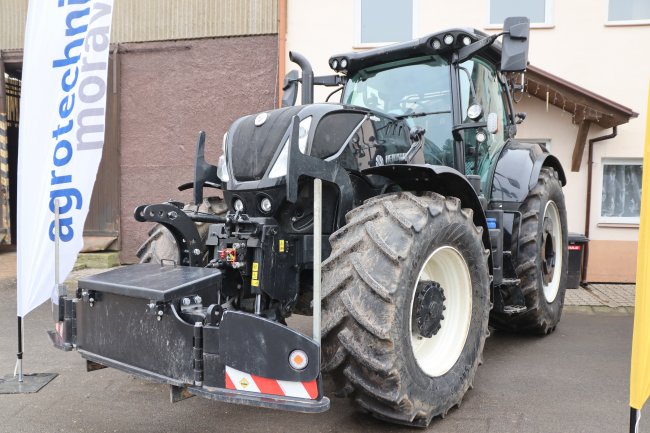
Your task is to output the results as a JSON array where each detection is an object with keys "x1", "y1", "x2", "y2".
[{"x1": 329, "y1": 28, "x2": 503, "y2": 76}]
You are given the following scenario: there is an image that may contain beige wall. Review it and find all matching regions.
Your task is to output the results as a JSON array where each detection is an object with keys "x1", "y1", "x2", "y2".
[
  {"x1": 586, "y1": 240, "x2": 638, "y2": 282},
  {"x1": 285, "y1": 0, "x2": 648, "y2": 281}
]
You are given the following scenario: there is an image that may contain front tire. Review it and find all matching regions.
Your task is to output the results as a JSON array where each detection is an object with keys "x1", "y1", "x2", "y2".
[{"x1": 321, "y1": 192, "x2": 490, "y2": 426}]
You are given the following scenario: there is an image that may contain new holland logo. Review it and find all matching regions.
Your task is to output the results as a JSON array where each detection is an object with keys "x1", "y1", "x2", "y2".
[
  {"x1": 254, "y1": 112, "x2": 268, "y2": 126},
  {"x1": 239, "y1": 377, "x2": 249, "y2": 388}
]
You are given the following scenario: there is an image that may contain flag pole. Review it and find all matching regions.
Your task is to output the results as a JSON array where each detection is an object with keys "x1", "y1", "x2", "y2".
[
  {"x1": 55, "y1": 198, "x2": 60, "y2": 293},
  {"x1": 14, "y1": 198, "x2": 60, "y2": 382},
  {"x1": 10, "y1": 200, "x2": 61, "y2": 389},
  {"x1": 630, "y1": 407, "x2": 640, "y2": 433},
  {"x1": 15, "y1": 316, "x2": 23, "y2": 382}
]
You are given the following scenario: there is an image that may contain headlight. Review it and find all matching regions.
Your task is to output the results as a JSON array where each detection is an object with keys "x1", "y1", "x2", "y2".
[
  {"x1": 260, "y1": 197, "x2": 272, "y2": 213},
  {"x1": 268, "y1": 117, "x2": 312, "y2": 179},
  {"x1": 217, "y1": 132, "x2": 229, "y2": 182},
  {"x1": 217, "y1": 155, "x2": 229, "y2": 182}
]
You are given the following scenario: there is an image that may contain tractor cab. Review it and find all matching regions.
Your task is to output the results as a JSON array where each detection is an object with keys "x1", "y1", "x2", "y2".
[{"x1": 326, "y1": 22, "x2": 530, "y2": 198}]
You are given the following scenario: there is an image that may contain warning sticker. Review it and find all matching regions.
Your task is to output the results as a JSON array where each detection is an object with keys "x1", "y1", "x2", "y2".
[{"x1": 251, "y1": 262, "x2": 260, "y2": 287}]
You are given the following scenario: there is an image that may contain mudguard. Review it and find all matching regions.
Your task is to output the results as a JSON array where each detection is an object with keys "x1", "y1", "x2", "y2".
[
  {"x1": 490, "y1": 140, "x2": 566, "y2": 203},
  {"x1": 362, "y1": 164, "x2": 491, "y2": 253}
]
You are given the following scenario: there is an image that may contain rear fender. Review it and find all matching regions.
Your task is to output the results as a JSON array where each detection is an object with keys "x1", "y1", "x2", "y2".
[{"x1": 491, "y1": 140, "x2": 566, "y2": 203}]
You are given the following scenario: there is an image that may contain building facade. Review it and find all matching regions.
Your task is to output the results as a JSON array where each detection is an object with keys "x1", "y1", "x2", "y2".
[
  {"x1": 283, "y1": 0, "x2": 648, "y2": 282},
  {"x1": 0, "y1": 0, "x2": 279, "y2": 262},
  {"x1": 0, "y1": 0, "x2": 647, "y2": 281}
]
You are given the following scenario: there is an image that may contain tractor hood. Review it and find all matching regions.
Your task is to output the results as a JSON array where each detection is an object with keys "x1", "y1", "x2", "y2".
[{"x1": 219, "y1": 103, "x2": 412, "y2": 189}]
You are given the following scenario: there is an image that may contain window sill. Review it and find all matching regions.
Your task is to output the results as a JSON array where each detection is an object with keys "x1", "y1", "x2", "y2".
[
  {"x1": 597, "y1": 222, "x2": 640, "y2": 228},
  {"x1": 605, "y1": 20, "x2": 650, "y2": 27},
  {"x1": 483, "y1": 23, "x2": 555, "y2": 30},
  {"x1": 351, "y1": 42, "x2": 398, "y2": 50}
]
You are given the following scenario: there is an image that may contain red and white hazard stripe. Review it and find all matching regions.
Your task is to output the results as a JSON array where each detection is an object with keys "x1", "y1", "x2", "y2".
[{"x1": 224, "y1": 366, "x2": 319, "y2": 400}]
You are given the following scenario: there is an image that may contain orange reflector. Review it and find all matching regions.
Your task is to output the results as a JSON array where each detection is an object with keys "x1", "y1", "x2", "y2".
[{"x1": 289, "y1": 350, "x2": 308, "y2": 370}]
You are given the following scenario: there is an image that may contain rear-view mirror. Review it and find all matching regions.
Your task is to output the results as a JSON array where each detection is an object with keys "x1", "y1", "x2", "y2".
[
  {"x1": 281, "y1": 70, "x2": 299, "y2": 107},
  {"x1": 501, "y1": 17, "x2": 530, "y2": 72}
]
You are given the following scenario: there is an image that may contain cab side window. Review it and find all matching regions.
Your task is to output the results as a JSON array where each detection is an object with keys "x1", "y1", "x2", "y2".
[{"x1": 459, "y1": 58, "x2": 508, "y2": 195}]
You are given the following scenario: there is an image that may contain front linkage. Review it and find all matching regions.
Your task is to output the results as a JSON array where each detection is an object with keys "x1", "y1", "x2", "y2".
[{"x1": 49, "y1": 197, "x2": 330, "y2": 413}]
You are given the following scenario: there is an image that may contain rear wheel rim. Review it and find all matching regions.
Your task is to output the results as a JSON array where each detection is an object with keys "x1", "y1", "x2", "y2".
[
  {"x1": 542, "y1": 200, "x2": 562, "y2": 303},
  {"x1": 409, "y1": 246, "x2": 472, "y2": 377}
]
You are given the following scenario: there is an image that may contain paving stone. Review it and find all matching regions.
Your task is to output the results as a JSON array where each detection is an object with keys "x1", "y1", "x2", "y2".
[
  {"x1": 584, "y1": 283, "x2": 635, "y2": 308},
  {"x1": 565, "y1": 288, "x2": 602, "y2": 306}
]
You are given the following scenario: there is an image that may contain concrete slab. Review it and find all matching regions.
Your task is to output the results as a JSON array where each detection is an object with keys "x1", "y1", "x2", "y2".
[
  {"x1": 74, "y1": 252, "x2": 120, "y2": 269},
  {"x1": 0, "y1": 373, "x2": 58, "y2": 394}
]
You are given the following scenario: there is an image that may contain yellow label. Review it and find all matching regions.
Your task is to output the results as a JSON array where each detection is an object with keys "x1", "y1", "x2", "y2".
[
  {"x1": 239, "y1": 378, "x2": 249, "y2": 388},
  {"x1": 251, "y1": 279, "x2": 259, "y2": 287},
  {"x1": 252, "y1": 262, "x2": 259, "y2": 272},
  {"x1": 252, "y1": 271, "x2": 258, "y2": 280},
  {"x1": 279, "y1": 239, "x2": 285, "y2": 253}
]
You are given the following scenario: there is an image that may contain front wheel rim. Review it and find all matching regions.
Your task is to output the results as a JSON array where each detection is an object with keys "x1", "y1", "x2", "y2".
[
  {"x1": 542, "y1": 201, "x2": 563, "y2": 303},
  {"x1": 409, "y1": 246, "x2": 472, "y2": 377}
]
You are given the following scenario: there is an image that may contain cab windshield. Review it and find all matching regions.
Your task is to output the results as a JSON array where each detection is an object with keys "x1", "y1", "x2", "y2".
[{"x1": 342, "y1": 56, "x2": 454, "y2": 166}]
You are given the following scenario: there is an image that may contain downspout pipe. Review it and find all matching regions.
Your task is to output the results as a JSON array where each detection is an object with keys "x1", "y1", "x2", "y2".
[
  {"x1": 583, "y1": 126, "x2": 618, "y2": 282},
  {"x1": 0, "y1": 52, "x2": 6, "y2": 115},
  {"x1": 277, "y1": 0, "x2": 287, "y2": 108}
]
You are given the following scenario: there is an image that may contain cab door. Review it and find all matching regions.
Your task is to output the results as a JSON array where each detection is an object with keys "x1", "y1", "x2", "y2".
[{"x1": 458, "y1": 57, "x2": 509, "y2": 198}]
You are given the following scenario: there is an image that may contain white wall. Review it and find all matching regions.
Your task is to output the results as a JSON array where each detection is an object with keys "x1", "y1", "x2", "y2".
[{"x1": 285, "y1": 0, "x2": 648, "y2": 244}]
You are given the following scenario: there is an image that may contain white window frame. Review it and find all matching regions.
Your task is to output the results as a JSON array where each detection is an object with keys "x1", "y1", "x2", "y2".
[
  {"x1": 354, "y1": 0, "x2": 418, "y2": 49},
  {"x1": 520, "y1": 138, "x2": 552, "y2": 152},
  {"x1": 599, "y1": 158, "x2": 643, "y2": 226},
  {"x1": 485, "y1": 0, "x2": 555, "y2": 29},
  {"x1": 605, "y1": 0, "x2": 650, "y2": 27}
]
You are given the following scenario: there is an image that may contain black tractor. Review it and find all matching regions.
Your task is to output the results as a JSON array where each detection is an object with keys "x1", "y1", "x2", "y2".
[{"x1": 50, "y1": 17, "x2": 568, "y2": 427}]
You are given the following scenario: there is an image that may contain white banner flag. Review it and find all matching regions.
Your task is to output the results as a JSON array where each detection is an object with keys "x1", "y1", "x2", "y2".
[{"x1": 17, "y1": 0, "x2": 114, "y2": 317}]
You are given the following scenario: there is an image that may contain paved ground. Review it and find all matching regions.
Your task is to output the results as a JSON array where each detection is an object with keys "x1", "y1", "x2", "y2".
[
  {"x1": 565, "y1": 283, "x2": 636, "y2": 314},
  {"x1": 0, "y1": 249, "x2": 643, "y2": 432}
]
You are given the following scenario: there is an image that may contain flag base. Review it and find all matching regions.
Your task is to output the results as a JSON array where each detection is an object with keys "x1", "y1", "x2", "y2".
[{"x1": 0, "y1": 373, "x2": 58, "y2": 394}]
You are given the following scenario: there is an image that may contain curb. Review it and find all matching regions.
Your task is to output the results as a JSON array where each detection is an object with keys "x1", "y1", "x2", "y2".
[{"x1": 564, "y1": 305, "x2": 634, "y2": 315}]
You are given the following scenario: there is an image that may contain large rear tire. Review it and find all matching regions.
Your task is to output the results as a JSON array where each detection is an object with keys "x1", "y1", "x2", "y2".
[
  {"x1": 136, "y1": 197, "x2": 227, "y2": 264},
  {"x1": 490, "y1": 167, "x2": 568, "y2": 334},
  {"x1": 321, "y1": 192, "x2": 490, "y2": 426}
]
